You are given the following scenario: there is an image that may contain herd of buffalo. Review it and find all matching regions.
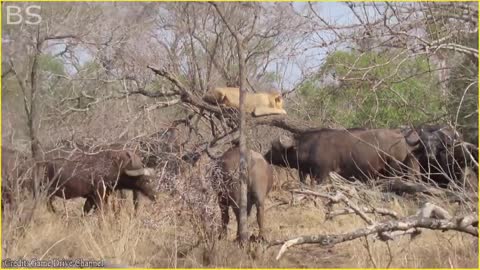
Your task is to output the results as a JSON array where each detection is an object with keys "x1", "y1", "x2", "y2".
[{"x1": 2, "y1": 124, "x2": 478, "y2": 240}]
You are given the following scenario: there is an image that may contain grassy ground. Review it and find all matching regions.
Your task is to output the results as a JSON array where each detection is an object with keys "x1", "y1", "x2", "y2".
[{"x1": 2, "y1": 172, "x2": 478, "y2": 268}]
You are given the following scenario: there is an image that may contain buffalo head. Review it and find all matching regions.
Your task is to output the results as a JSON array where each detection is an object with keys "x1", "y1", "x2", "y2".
[
  {"x1": 264, "y1": 135, "x2": 296, "y2": 167},
  {"x1": 116, "y1": 151, "x2": 157, "y2": 201},
  {"x1": 404, "y1": 125, "x2": 461, "y2": 161}
]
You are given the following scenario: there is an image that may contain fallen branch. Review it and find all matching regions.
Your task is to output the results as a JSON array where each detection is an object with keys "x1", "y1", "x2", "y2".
[
  {"x1": 416, "y1": 202, "x2": 452, "y2": 220},
  {"x1": 326, "y1": 207, "x2": 399, "y2": 220},
  {"x1": 277, "y1": 187, "x2": 478, "y2": 259},
  {"x1": 292, "y1": 189, "x2": 393, "y2": 240},
  {"x1": 292, "y1": 190, "x2": 381, "y2": 225},
  {"x1": 378, "y1": 178, "x2": 443, "y2": 195},
  {"x1": 383, "y1": 228, "x2": 422, "y2": 239},
  {"x1": 273, "y1": 215, "x2": 478, "y2": 260}
]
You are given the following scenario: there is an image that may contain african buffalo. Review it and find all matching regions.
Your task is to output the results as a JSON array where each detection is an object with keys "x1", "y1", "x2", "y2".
[
  {"x1": 42, "y1": 142, "x2": 144, "y2": 212},
  {"x1": 265, "y1": 128, "x2": 417, "y2": 185},
  {"x1": 403, "y1": 125, "x2": 461, "y2": 160},
  {"x1": 210, "y1": 146, "x2": 274, "y2": 241},
  {"x1": 403, "y1": 125, "x2": 478, "y2": 188},
  {"x1": 43, "y1": 149, "x2": 156, "y2": 214}
]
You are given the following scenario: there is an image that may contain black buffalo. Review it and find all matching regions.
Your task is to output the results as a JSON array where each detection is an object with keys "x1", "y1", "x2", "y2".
[
  {"x1": 265, "y1": 128, "x2": 417, "y2": 185},
  {"x1": 403, "y1": 125, "x2": 478, "y2": 188},
  {"x1": 43, "y1": 148, "x2": 157, "y2": 214}
]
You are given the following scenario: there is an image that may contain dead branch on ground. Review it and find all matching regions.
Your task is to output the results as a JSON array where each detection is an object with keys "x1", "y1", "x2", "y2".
[
  {"x1": 326, "y1": 207, "x2": 399, "y2": 220},
  {"x1": 271, "y1": 190, "x2": 478, "y2": 260}
]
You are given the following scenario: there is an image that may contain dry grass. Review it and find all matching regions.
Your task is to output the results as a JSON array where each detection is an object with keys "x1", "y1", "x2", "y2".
[{"x1": 2, "y1": 167, "x2": 478, "y2": 268}]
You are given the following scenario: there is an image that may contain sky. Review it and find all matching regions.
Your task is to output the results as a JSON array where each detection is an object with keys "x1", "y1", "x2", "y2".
[{"x1": 272, "y1": 2, "x2": 362, "y2": 90}]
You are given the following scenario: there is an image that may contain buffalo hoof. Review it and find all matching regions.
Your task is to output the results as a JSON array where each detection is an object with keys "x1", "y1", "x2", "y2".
[
  {"x1": 249, "y1": 234, "x2": 267, "y2": 243},
  {"x1": 234, "y1": 236, "x2": 247, "y2": 248},
  {"x1": 234, "y1": 234, "x2": 267, "y2": 244},
  {"x1": 218, "y1": 233, "x2": 226, "y2": 240}
]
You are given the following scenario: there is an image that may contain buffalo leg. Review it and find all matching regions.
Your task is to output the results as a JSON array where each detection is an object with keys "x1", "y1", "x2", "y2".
[
  {"x1": 388, "y1": 156, "x2": 412, "y2": 179},
  {"x1": 132, "y1": 190, "x2": 140, "y2": 213},
  {"x1": 111, "y1": 190, "x2": 126, "y2": 214},
  {"x1": 232, "y1": 205, "x2": 241, "y2": 241},
  {"x1": 218, "y1": 195, "x2": 230, "y2": 239},
  {"x1": 246, "y1": 195, "x2": 254, "y2": 216},
  {"x1": 83, "y1": 196, "x2": 96, "y2": 215},
  {"x1": 311, "y1": 170, "x2": 328, "y2": 185},
  {"x1": 93, "y1": 188, "x2": 110, "y2": 213},
  {"x1": 405, "y1": 155, "x2": 421, "y2": 181},
  {"x1": 256, "y1": 203, "x2": 266, "y2": 241},
  {"x1": 299, "y1": 171, "x2": 308, "y2": 185},
  {"x1": 47, "y1": 196, "x2": 56, "y2": 213},
  {"x1": 93, "y1": 194, "x2": 106, "y2": 213}
]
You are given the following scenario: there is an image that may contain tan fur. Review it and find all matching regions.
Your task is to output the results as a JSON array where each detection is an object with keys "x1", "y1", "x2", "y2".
[
  {"x1": 203, "y1": 87, "x2": 287, "y2": 116},
  {"x1": 253, "y1": 107, "x2": 287, "y2": 117},
  {"x1": 217, "y1": 146, "x2": 274, "y2": 240}
]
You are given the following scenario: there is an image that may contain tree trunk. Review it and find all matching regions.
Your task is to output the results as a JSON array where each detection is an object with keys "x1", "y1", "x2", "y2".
[
  {"x1": 237, "y1": 42, "x2": 249, "y2": 243},
  {"x1": 29, "y1": 51, "x2": 41, "y2": 160},
  {"x1": 28, "y1": 36, "x2": 43, "y2": 198},
  {"x1": 210, "y1": 1, "x2": 251, "y2": 243}
]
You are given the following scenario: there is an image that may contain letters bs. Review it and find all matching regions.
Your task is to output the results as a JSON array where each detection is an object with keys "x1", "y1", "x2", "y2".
[{"x1": 6, "y1": 6, "x2": 41, "y2": 25}]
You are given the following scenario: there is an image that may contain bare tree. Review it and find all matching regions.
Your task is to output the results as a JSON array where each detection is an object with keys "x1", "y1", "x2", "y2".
[
  {"x1": 2, "y1": 4, "x2": 105, "y2": 197},
  {"x1": 210, "y1": 2, "x2": 257, "y2": 243}
]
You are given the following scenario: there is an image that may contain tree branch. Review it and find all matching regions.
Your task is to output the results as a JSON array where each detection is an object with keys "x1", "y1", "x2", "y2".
[
  {"x1": 251, "y1": 114, "x2": 316, "y2": 134},
  {"x1": 147, "y1": 65, "x2": 189, "y2": 94},
  {"x1": 148, "y1": 65, "x2": 235, "y2": 116},
  {"x1": 271, "y1": 194, "x2": 478, "y2": 260},
  {"x1": 44, "y1": 34, "x2": 78, "y2": 41},
  {"x1": 273, "y1": 215, "x2": 477, "y2": 260},
  {"x1": 210, "y1": 2, "x2": 243, "y2": 46},
  {"x1": 326, "y1": 207, "x2": 400, "y2": 220}
]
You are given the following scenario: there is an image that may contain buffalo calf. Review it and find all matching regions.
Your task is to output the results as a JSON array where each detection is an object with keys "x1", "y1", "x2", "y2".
[{"x1": 213, "y1": 146, "x2": 274, "y2": 241}]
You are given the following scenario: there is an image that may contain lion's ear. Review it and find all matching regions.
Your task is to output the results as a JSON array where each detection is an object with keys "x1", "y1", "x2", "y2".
[
  {"x1": 274, "y1": 94, "x2": 282, "y2": 104},
  {"x1": 220, "y1": 95, "x2": 228, "y2": 104}
]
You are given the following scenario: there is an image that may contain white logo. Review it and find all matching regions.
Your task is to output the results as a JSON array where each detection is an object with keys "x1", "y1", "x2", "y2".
[{"x1": 6, "y1": 5, "x2": 41, "y2": 25}]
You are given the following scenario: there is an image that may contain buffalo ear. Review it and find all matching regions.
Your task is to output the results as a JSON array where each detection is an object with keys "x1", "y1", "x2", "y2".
[
  {"x1": 278, "y1": 135, "x2": 295, "y2": 149},
  {"x1": 118, "y1": 151, "x2": 133, "y2": 167},
  {"x1": 403, "y1": 129, "x2": 420, "y2": 146},
  {"x1": 125, "y1": 151, "x2": 134, "y2": 163}
]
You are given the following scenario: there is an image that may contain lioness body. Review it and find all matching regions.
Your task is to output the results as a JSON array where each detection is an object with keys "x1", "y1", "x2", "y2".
[{"x1": 203, "y1": 87, "x2": 287, "y2": 116}]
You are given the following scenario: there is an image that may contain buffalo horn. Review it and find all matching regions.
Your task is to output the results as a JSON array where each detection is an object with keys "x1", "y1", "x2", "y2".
[
  {"x1": 143, "y1": 168, "x2": 155, "y2": 176},
  {"x1": 125, "y1": 168, "x2": 154, "y2": 177},
  {"x1": 206, "y1": 143, "x2": 222, "y2": 160},
  {"x1": 279, "y1": 135, "x2": 295, "y2": 148}
]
